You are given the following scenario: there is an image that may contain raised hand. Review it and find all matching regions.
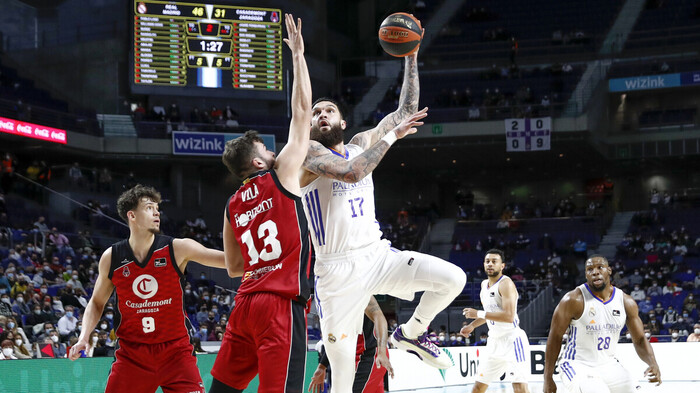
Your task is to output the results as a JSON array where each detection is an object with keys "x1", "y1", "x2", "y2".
[
  {"x1": 283, "y1": 13, "x2": 304, "y2": 55},
  {"x1": 393, "y1": 107, "x2": 428, "y2": 139}
]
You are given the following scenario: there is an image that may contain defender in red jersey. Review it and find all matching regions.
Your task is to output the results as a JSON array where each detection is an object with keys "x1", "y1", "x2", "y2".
[
  {"x1": 69, "y1": 185, "x2": 226, "y2": 393},
  {"x1": 209, "y1": 14, "x2": 312, "y2": 393},
  {"x1": 309, "y1": 297, "x2": 394, "y2": 393}
]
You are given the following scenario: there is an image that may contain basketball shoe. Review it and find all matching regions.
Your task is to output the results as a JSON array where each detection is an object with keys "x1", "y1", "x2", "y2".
[{"x1": 390, "y1": 325, "x2": 453, "y2": 369}]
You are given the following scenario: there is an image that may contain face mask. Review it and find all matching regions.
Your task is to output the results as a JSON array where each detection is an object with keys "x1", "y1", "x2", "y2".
[
  {"x1": 14, "y1": 339, "x2": 22, "y2": 347},
  {"x1": 2, "y1": 348, "x2": 13, "y2": 357},
  {"x1": 16, "y1": 297, "x2": 23, "y2": 303},
  {"x1": 212, "y1": 308, "x2": 218, "y2": 314},
  {"x1": 457, "y1": 336, "x2": 464, "y2": 342},
  {"x1": 671, "y1": 332, "x2": 679, "y2": 339},
  {"x1": 7, "y1": 274, "x2": 14, "y2": 280},
  {"x1": 72, "y1": 275, "x2": 78, "y2": 281},
  {"x1": 645, "y1": 332, "x2": 651, "y2": 338},
  {"x1": 34, "y1": 309, "x2": 41, "y2": 315},
  {"x1": 105, "y1": 314, "x2": 113, "y2": 320},
  {"x1": 201, "y1": 329, "x2": 207, "y2": 334},
  {"x1": 1, "y1": 298, "x2": 9, "y2": 304},
  {"x1": 438, "y1": 335, "x2": 445, "y2": 341},
  {"x1": 77, "y1": 325, "x2": 82, "y2": 331},
  {"x1": 88, "y1": 270, "x2": 94, "y2": 275},
  {"x1": 203, "y1": 296, "x2": 209, "y2": 301},
  {"x1": 50, "y1": 336, "x2": 59, "y2": 343},
  {"x1": 450, "y1": 335, "x2": 456, "y2": 341},
  {"x1": 668, "y1": 310, "x2": 674, "y2": 314},
  {"x1": 100, "y1": 324, "x2": 108, "y2": 330},
  {"x1": 91, "y1": 336, "x2": 98, "y2": 344},
  {"x1": 185, "y1": 290, "x2": 191, "y2": 294},
  {"x1": 7, "y1": 322, "x2": 15, "y2": 329},
  {"x1": 44, "y1": 266, "x2": 52, "y2": 272},
  {"x1": 695, "y1": 329, "x2": 700, "y2": 335},
  {"x1": 626, "y1": 333, "x2": 632, "y2": 339},
  {"x1": 683, "y1": 314, "x2": 689, "y2": 318},
  {"x1": 201, "y1": 275, "x2": 206, "y2": 280},
  {"x1": 40, "y1": 288, "x2": 47, "y2": 294}
]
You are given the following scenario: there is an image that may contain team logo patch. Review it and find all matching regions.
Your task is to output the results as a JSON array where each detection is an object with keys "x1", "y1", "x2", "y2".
[
  {"x1": 490, "y1": 292, "x2": 496, "y2": 297},
  {"x1": 154, "y1": 258, "x2": 167, "y2": 267},
  {"x1": 132, "y1": 274, "x2": 159, "y2": 299},
  {"x1": 589, "y1": 307, "x2": 596, "y2": 317},
  {"x1": 123, "y1": 266, "x2": 130, "y2": 277},
  {"x1": 612, "y1": 310, "x2": 620, "y2": 316},
  {"x1": 327, "y1": 334, "x2": 336, "y2": 343}
]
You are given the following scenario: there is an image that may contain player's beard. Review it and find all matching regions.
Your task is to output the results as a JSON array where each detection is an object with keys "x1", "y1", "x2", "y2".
[
  {"x1": 311, "y1": 123, "x2": 344, "y2": 148},
  {"x1": 590, "y1": 279, "x2": 607, "y2": 292},
  {"x1": 486, "y1": 270, "x2": 500, "y2": 278}
]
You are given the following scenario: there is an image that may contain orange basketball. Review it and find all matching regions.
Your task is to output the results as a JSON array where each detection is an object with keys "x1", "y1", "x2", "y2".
[{"x1": 378, "y1": 13, "x2": 423, "y2": 57}]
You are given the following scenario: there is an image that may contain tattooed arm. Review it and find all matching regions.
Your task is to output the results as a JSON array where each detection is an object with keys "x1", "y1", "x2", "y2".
[
  {"x1": 350, "y1": 53, "x2": 420, "y2": 150},
  {"x1": 303, "y1": 108, "x2": 428, "y2": 183}
]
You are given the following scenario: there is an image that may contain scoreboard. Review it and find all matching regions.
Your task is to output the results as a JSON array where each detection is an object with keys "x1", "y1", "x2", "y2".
[{"x1": 130, "y1": 0, "x2": 285, "y2": 98}]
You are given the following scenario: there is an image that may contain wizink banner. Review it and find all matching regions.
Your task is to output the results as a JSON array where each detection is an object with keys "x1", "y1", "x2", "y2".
[
  {"x1": 387, "y1": 343, "x2": 698, "y2": 390},
  {"x1": 0, "y1": 116, "x2": 67, "y2": 144},
  {"x1": 172, "y1": 131, "x2": 275, "y2": 156},
  {"x1": 608, "y1": 71, "x2": 700, "y2": 92}
]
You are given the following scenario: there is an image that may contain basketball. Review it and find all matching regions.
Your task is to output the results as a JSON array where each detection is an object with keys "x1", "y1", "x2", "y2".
[{"x1": 378, "y1": 12, "x2": 423, "y2": 57}]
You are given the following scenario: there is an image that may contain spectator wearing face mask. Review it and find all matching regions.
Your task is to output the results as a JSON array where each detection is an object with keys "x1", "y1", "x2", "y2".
[
  {"x1": 0, "y1": 294, "x2": 13, "y2": 318},
  {"x1": 102, "y1": 309, "x2": 115, "y2": 330},
  {"x1": 638, "y1": 296, "x2": 654, "y2": 314},
  {"x1": 662, "y1": 307, "x2": 678, "y2": 327},
  {"x1": 92, "y1": 331, "x2": 110, "y2": 357},
  {"x1": 643, "y1": 328, "x2": 658, "y2": 343},
  {"x1": 183, "y1": 285, "x2": 198, "y2": 314},
  {"x1": 475, "y1": 332, "x2": 488, "y2": 346},
  {"x1": 11, "y1": 292, "x2": 30, "y2": 316},
  {"x1": 57, "y1": 305, "x2": 78, "y2": 342},
  {"x1": 683, "y1": 293, "x2": 697, "y2": 313},
  {"x1": 0, "y1": 339, "x2": 17, "y2": 359},
  {"x1": 671, "y1": 314, "x2": 692, "y2": 336},
  {"x1": 83, "y1": 331, "x2": 100, "y2": 357},
  {"x1": 196, "y1": 305, "x2": 209, "y2": 326},
  {"x1": 630, "y1": 285, "x2": 645, "y2": 302},
  {"x1": 12, "y1": 334, "x2": 31, "y2": 358},
  {"x1": 687, "y1": 324, "x2": 700, "y2": 342},
  {"x1": 45, "y1": 329, "x2": 67, "y2": 357},
  {"x1": 65, "y1": 269, "x2": 84, "y2": 291},
  {"x1": 195, "y1": 325, "x2": 209, "y2": 342},
  {"x1": 97, "y1": 319, "x2": 111, "y2": 335},
  {"x1": 25, "y1": 304, "x2": 52, "y2": 327},
  {"x1": 647, "y1": 281, "x2": 663, "y2": 297},
  {"x1": 669, "y1": 329, "x2": 685, "y2": 343}
]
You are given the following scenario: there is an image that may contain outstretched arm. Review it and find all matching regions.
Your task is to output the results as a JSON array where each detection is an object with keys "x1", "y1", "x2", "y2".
[
  {"x1": 275, "y1": 14, "x2": 312, "y2": 195},
  {"x1": 624, "y1": 293, "x2": 661, "y2": 386},
  {"x1": 222, "y1": 211, "x2": 244, "y2": 278},
  {"x1": 69, "y1": 248, "x2": 114, "y2": 360},
  {"x1": 303, "y1": 108, "x2": 428, "y2": 183},
  {"x1": 365, "y1": 296, "x2": 394, "y2": 378},
  {"x1": 173, "y1": 238, "x2": 225, "y2": 270},
  {"x1": 350, "y1": 53, "x2": 420, "y2": 149},
  {"x1": 543, "y1": 289, "x2": 583, "y2": 393}
]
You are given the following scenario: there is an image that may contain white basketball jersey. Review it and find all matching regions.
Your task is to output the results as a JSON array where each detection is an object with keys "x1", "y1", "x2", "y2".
[
  {"x1": 561, "y1": 284, "x2": 626, "y2": 366},
  {"x1": 480, "y1": 275, "x2": 520, "y2": 338},
  {"x1": 301, "y1": 144, "x2": 383, "y2": 255}
]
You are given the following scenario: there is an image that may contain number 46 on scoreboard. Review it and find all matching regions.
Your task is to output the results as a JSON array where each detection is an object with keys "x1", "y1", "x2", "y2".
[{"x1": 504, "y1": 117, "x2": 552, "y2": 152}]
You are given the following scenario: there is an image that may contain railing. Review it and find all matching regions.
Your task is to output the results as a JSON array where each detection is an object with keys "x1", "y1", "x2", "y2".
[{"x1": 519, "y1": 284, "x2": 554, "y2": 335}]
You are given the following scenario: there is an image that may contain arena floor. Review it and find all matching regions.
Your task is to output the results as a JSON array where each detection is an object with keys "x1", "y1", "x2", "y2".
[{"x1": 396, "y1": 380, "x2": 700, "y2": 392}]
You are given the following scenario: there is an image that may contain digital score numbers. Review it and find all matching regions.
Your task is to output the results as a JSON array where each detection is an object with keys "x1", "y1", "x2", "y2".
[{"x1": 133, "y1": 1, "x2": 283, "y2": 91}]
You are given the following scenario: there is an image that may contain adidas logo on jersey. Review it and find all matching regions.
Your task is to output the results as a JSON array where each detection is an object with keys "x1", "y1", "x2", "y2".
[{"x1": 241, "y1": 184, "x2": 259, "y2": 202}]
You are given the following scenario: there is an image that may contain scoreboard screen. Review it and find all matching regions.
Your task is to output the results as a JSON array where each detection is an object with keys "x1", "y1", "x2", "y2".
[{"x1": 130, "y1": 1, "x2": 285, "y2": 99}]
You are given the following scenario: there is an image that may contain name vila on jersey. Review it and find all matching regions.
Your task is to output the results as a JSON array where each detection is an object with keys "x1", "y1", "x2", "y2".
[{"x1": 234, "y1": 197, "x2": 273, "y2": 227}]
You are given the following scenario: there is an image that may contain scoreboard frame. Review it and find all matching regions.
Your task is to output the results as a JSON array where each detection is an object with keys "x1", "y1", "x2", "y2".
[{"x1": 128, "y1": 0, "x2": 287, "y2": 99}]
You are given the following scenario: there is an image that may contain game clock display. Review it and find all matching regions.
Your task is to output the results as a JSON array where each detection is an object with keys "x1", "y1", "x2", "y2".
[{"x1": 131, "y1": 0, "x2": 283, "y2": 95}]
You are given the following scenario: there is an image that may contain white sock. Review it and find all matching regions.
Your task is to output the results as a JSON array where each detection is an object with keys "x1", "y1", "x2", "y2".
[{"x1": 402, "y1": 310, "x2": 431, "y2": 339}]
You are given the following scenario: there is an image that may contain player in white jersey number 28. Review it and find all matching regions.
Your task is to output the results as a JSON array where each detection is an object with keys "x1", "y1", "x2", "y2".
[
  {"x1": 543, "y1": 255, "x2": 661, "y2": 393},
  {"x1": 461, "y1": 249, "x2": 531, "y2": 393}
]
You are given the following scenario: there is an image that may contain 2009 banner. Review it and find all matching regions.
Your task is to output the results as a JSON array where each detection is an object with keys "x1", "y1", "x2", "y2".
[
  {"x1": 0, "y1": 116, "x2": 67, "y2": 144},
  {"x1": 387, "y1": 343, "x2": 697, "y2": 390},
  {"x1": 505, "y1": 117, "x2": 551, "y2": 152}
]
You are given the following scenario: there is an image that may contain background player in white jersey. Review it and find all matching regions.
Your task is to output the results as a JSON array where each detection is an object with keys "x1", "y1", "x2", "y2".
[
  {"x1": 461, "y1": 249, "x2": 530, "y2": 393},
  {"x1": 300, "y1": 47, "x2": 466, "y2": 393},
  {"x1": 543, "y1": 255, "x2": 661, "y2": 393}
]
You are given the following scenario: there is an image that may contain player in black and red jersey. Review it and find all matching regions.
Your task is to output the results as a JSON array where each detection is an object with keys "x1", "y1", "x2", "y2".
[
  {"x1": 68, "y1": 185, "x2": 225, "y2": 393},
  {"x1": 309, "y1": 297, "x2": 394, "y2": 393},
  {"x1": 208, "y1": 14, "x2": 312, "y2": 393}
]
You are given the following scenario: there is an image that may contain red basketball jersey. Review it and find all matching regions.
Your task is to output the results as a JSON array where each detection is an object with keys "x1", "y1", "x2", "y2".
[
  {"x1": 108, "y1": 235, "x2": 192, "y2": 344},
  {"x1": 227, "y1": 170, "x2": 311, "y2": 302}
]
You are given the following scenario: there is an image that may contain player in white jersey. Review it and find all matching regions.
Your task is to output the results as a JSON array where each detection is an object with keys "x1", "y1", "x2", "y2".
[
  {"x1": 300, "y1": 49, "x2": 466, "y2": 393},
  {"x1": 461, "y1": 249, "x2": 531, "y2": 393},
  {"x1": 543, "y1": 255, "x2": 661, "y2": 393}
]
